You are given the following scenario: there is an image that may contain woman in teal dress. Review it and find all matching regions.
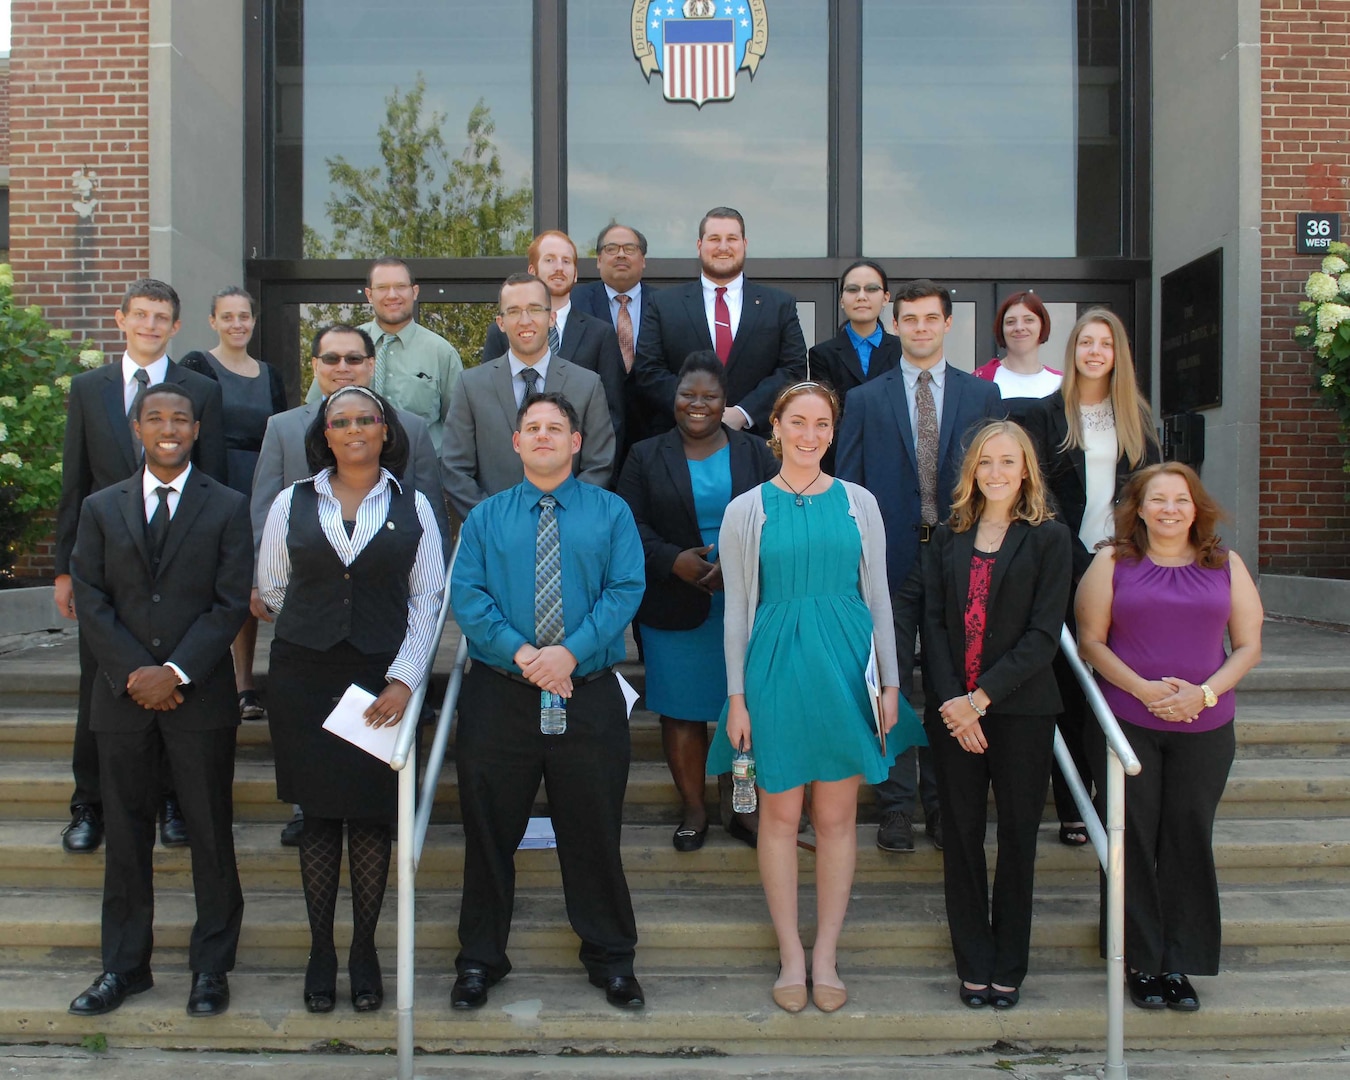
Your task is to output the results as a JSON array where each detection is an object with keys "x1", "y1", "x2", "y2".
[{"x1": 709, "y1": 382, "x2": 925, "y2": 1013}]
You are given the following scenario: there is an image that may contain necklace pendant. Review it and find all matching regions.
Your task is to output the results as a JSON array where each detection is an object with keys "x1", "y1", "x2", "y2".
[{"x1": 795, "y1": 495, "x2": 804, "y2": 506}]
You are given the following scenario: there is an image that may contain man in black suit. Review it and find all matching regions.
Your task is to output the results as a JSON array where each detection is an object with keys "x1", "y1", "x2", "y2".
[
  {"x1": 632, "y1": 206, "x2": 806, "y2": 436},
  {"x1": 482, "y1": 230, "x2": 626, "y2": 450},
  {"x1": 68, "y1": 383, "x2": 251, "y2": 1018},
  {"x1": 836, "y1": 279, "x2": 1004, "y2": 855},
  {"x1": 52, "y1": 279, "x2": 227, "y2": 854}
]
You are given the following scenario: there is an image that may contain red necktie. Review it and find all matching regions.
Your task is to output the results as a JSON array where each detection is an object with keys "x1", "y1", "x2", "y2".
[{"x1": 714, "y1": 286, "x2": 732, "y2": 364}]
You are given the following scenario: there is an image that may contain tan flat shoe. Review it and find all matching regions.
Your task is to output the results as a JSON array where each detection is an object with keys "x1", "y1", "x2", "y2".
[
  {"x1": 812, "y1": 982, "x2": 847, "y2": 1012},
  {"x1": 772, "y1": 983, "x2": 809, "y2": 1013}
]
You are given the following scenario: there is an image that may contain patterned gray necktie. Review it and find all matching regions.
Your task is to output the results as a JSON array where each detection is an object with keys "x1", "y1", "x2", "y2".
[
  {"x1": 372, "y1": 333, "x2": 393, "y2": 396},
  {"x1": 521, "y1": 365, "x2": 541, "y2": 403},
  {"x1": 534, "y1": 495, "x2": 564, "y2": 646},
  {"x1": 130, "y1": 368, "x2": 150, "y2": 458},
  {"x1": 548, "y1": 323, "x2": 562, "y2": 356},
  {"x1": 915, "y1": 369, "x2": 940, "y2": 525}
]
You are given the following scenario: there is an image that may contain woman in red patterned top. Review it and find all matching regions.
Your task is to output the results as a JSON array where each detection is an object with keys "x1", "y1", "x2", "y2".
[{"x1": 918, "y1": 420, "x2": 1071, "y2": 1009}]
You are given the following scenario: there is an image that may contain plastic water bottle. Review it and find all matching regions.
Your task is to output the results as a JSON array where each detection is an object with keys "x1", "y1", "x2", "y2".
[
  {"x1": 731, "y1": 747, "x2": 757, "y2": 813},
  {"x1": 540, "y1": 690, "x2": 567, "y2": 735}
]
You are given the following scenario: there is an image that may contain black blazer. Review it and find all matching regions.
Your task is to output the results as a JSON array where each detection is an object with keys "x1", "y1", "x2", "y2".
[
  {"x1": 69, "y1": 466, "x2": 253, "y2": 733},
  {"x1": 806, "y1": 323, "x2": 904, "y2": 472},
  {"x1": 617, "y1": 426, "x2": 779, "y2": 630},
  {"x1": 632, "y1": 279, "x2": 807, "y2": 434},
  {"x1": 54, "y1": 361, "x2": 228, "y2": 575},
  {"x1": 483, "y1": 307, "x2": 627, "y2": 450},
  {"x1": 921, "y1": 518, "x2": 1071, "y2": 717},
  {"x1": 1021, "y1": 390, "x2": 1162, "y2": 579}
]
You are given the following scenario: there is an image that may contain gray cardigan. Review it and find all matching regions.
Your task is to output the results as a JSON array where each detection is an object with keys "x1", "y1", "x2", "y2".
[{"x1": 720, "y1": 479, "x2": 901, "y2": 697}]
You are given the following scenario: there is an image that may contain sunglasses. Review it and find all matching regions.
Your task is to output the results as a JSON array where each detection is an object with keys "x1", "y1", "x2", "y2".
[
  {"x1": 326, "y1": 414, "x2": 384, "y2": 430},
  {"x1": 316, "y1": 353, "x2": 371, "y2": 366}
]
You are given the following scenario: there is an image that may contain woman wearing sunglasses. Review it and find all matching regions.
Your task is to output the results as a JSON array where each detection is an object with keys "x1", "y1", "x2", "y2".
[{"x1": 257, "y1": 385, "x2": 444, "y2": 1015}]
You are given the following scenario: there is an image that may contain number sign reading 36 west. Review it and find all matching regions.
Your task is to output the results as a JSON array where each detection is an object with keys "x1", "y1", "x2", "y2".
[{"x1": 1297, "y1": 212, "x2": 1341, "y2": 254}]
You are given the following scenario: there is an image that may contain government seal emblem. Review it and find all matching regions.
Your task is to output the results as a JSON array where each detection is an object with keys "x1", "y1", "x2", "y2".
[{"x1": 631, "y1": 0, "x2": 769, "y2": 107}]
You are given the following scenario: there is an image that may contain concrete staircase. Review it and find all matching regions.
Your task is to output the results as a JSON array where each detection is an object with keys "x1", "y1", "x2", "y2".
[{"x1": 0, "y1": 619, "x2": 1347, "y2": 1057}]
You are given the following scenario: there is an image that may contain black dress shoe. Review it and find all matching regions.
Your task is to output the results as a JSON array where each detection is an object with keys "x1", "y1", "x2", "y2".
[
  {"x1": 958, "y1": 982, "x2": 989, "y2": 1008},
  {"x1": 1127, "y1": 970, "x2": 1167, "y2": 1009},
  {"x1": 589, "y1": 973, "x2": 645, "y2": 1009},
  {"x1": 62, "y1": 805, "x2": 103, "y2": 853},
  {"x1": 68, "y1": 969, "x2": 153, "y2": 1016},
  {"x1": 726, "y1": 816, "x2": 758, "y2": 849},
  {"x1": 350, "y1": 946, "x2": 384, "y2": 1012},
  {"x1": 160, "y1": 796, "x2": 189, "y2": 848},
  {"x1": 186, "y1": 971, "x2": 229, "y2": 1017},
  {"x1": 672, "y1": 821, "x2": 709, "y2": 852},
  {"x1": 989, "y1": 986, "x2": 1020, "y2": 1009},
  {"x1": 304, "y1": 949, "x2": 337, "y2": 1013},
  {"x1": 1161, "y1": 972, "x2": 1200, "y2": 1012},
  {"x1": 450, "y1": 966, "x2": 496, "y2": 1010}
]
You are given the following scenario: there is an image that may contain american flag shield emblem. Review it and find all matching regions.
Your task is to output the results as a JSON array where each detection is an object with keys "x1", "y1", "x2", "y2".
[{"x1": 662, "y1": 19, "x2": 736, "y2": 106}]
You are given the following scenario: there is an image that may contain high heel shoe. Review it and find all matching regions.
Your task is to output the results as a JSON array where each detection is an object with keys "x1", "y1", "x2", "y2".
[
  {"x1": 349, "y1": 945, "x2": 384, "y2": 1013},
  {"x1": 304, "y1": 949, "x2": 337, "y2": 1014}
]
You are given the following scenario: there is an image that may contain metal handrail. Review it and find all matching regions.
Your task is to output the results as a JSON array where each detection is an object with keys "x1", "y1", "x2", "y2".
[
  {"x1": 1053, "y1": 624, "x2": 1141, "y2": 1080},
  {"x1": 388, "y1": 539, "x2": 469, "y2": 1080}
]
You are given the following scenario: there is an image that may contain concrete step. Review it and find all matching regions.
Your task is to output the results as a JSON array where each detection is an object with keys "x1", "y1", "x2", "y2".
[
  {"x1": 1, "y1": 882, "x2": 1344, "y2": 973},
  {"x1": 1, "y1": 818, "x2": 1346, "y2": 892},
  {"x1": 2, "y1": 966, "x2": 1347, "y2": 1054}
]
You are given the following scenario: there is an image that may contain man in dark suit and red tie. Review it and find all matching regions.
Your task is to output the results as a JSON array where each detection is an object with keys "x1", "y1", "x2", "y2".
[{"x1": 632, "y1": 206, "x2": 807, "y2": 437}]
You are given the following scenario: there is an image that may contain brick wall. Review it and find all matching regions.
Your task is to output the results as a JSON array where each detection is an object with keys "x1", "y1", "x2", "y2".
[
  {"x1": 1261, "y1": 0, "x2": 1350, "y2": 578},
  {"x1": 1, "y1": 61, "x2": 11, "y2": 170},
  {"x1": 9, "y1": 0, "x2": 151, "y2": 355}
]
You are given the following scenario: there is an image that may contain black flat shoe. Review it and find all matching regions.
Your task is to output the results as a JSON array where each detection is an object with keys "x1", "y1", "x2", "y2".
[
  {"x1": 350, "y1": 947, "x2": 384, "y2": 1012},
  {"x1": 68, "y1": 969, "x2": 153, "y2": 1016},
  {"x1": 304, "y1": 988, "x2": 335, "y2": 1014},
  {"x1": 451, "y1": 966, "x2": 495, "y2": 1010},
  {"x1": 160, "y1": 796, "x2": 189, "y2": 848},
  {"x1": 62, "y1": 805, "x2": 103, "y2": 853},
  {"x1": 672, "y1": 821, "x2": 709, "y2": 852},
  {"x1": 589, "y1": 972, "x2": 645, "y2": 1009},
  {"x1": 989, "y1": 986, "x2": 1020, "y2": 1009},
  {"x1": 304, "y1": 949, "x2": 337, "y2": 1014},
  {"x1": 1127, "y1": 970, "x2": 1167, "y2": 1009},
  {"x1": 1161, "y1": 972, "x2": 1200, "y2": 1012},
  {"x1": 186, "y1": 971, "x2": 229, "y2": 1017},
  {"x1": 958, "y1": 982, "x2": 989, "y2": 1008},
  {"x1": 726, "y1": 816, "x2": 758, "y2": 849}
]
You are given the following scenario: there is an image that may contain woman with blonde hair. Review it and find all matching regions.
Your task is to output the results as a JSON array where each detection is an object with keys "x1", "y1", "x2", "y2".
[
  {"x1": 913, "y1": 419, "x2": 1070, "y2": 1008},
  {"x1": 1023, "y1": 308, "x2": 1160, "y2": 848},
  {"x1": 708, "y1": 381, "x2": 925, "y2": 1013}
]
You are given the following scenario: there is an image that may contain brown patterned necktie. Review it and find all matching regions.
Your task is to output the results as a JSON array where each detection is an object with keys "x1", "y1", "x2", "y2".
[
  {"x1": 615, "y1": 294, "x2": 634, "y2": 372},
  {"x1": 915, "y1": 369, "x2": 939, "y2": 525}
]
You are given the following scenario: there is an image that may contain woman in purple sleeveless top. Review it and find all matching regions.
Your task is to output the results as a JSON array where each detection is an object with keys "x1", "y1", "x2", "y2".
[{"x1": 1075, "y1": 463, "x2": 1263, "y2": 1013}]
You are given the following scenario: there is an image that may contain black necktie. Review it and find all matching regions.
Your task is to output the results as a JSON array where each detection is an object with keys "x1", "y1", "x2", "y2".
[
  {"x1": 130, "y1": 368, "x2": 150, "y2": 458},
  {"x1": 148, "y1": 486, "x2": 173, "y2": 565}
]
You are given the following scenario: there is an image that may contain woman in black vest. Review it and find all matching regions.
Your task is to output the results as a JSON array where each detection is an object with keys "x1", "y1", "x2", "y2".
[{"x1": 257, "y1": 386, "x2": 444, "y2": 1014}]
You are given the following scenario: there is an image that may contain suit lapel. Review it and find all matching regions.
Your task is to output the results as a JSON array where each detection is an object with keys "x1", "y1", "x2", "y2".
[
  {"x1": 952, "y1": 526, "x2": 977, "y2": 625},
  {"x1": 659, "y1": 431, "x2": 700, "y2": 538},
  {"x1": 491, "y1": 358, "x2": 521, "y2": 430},
  {"x1": 100, "y1": 366, "x2": 140, "y2": 474},
  {"x1": 728, "y1": 285, "x2": 766, "y2": 366},
  {"x1": 828, "y1": 329, "x2": 867, "y2": 387},
  {"x1": 938, "y1": 368, "x2": 968, "y2": 467},
  {"x1": 986, "y1": 521, "x2": 1029, "y2": 616},
  {"x1": 870, "y1": 336, "x2": 903, "y2": 380},
  {"x1": 118, "y1": 470, "x2": 152, "y2": 572},
  {"x1": 682, "y1": 286, "x2": 714, "y2": 352},
  {"x1": 882, "y1": 370, "x2": 919, "y2": 471},
  {"x1": 560, "y1": 311, "x2": 591, "y2": 359},
  {"x1": 156, "y1": 472, "x2": 210, "y2": 578}
]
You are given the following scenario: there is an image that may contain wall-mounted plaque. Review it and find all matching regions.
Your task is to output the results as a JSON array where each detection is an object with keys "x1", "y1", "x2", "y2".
[
  {"x1": 1296, "y1": 212, "x2": 1341, "y2": 253},
  {"x1": 1160, "y1": 248, "x2": 1223, "y2": 414}
]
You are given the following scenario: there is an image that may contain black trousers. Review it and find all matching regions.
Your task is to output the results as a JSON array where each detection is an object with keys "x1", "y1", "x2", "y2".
[
  {"x1": 71, "y1": 630, "x2": 101, "y2": 811},
  {"x1": 1085, "y1": 717, "x2": 1235, "y2": 975},
  {"x1": 927, "y1": 711, "x2": 1055, "y2": 988},
  {"x1": 1048, "y1": 647, "x2": 1093, "y2": 822},
  {"x1": 454, "y1": 664, "x2": 637, "y2": 982},
  {"x1": 97, "y1": 721, "x2": 243, "y2": 975}
]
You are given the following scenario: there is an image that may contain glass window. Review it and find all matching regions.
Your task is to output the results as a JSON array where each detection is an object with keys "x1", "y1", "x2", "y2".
[
  {"x1": 862, "y1": 0, "x2": 1122, "y2": 257},
  {"x1": 567, "y1": 0, "x2": 829, "y2": 257},
  {"x1": 270, "y1": 0, "x2": 534, "y2": 259}
]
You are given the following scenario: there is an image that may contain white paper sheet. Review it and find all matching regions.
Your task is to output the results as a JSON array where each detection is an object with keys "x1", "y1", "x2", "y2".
[
  {"x1": 616, "y1": 672, "x2": 640, "y2": 718},
  {"x1": 518, "y1": 816, "x2": 557, "y2": 850},
  {"x1": 321, "y1": 683, "x2": 398, "y2": 765}
]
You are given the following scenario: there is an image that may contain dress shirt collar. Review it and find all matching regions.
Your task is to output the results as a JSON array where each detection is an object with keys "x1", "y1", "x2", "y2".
[
  {"x1": 701, "y1": 273, "x2": 744, "y2": 301},
  {"x1": 372, "y1": 320, "x2": 416, "y2": 345},
  {"x1": 312, "y1": 465, "x2": 404, "y2": 497},
  {"x1": 900, "y1": 355, "x2": 948, "y2": 390},
  {"x1": 846, "y1": 321, "x2": 884, "y2": 351},
  {"x1": 142, "y1": 462, "x2": 192, "y2": 510},
  {"x1": 508, "y1": 351, "x2": 551, "y2": 382},
  {"x1": 521, "y1": 472, "x2": 578, "y2": 510},
  {"x1": 123, "y1": 353, "x2": 170, "y2": 387},
  {"x1": 604, "y1": 282, "x2": 642, "y2": 303}
]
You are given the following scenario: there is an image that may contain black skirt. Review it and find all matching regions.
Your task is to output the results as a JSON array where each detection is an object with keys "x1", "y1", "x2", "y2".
[{"x1": 268, "y1": 637, "x2": 398, "y2": 823}]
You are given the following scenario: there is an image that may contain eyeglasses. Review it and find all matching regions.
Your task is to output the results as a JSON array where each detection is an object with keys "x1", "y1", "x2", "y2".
[
  {"x1": 600, "y1": 243, "x2": 642, "y2": 256},
  {"x1": 500, "y1": 304, "x2": 551, "y2": 320},
  {"x1": 316, "y1": 353, "x2": 371, "y2": 366},
  {"x1": 326, "y1": 414, "x2": 384, "y2": 430},
  {"x1": 842, "y1": 283, "x2": 885, "y2": 295},
  {"x1": 369, "y1": 283, "x2": 414, "y2": 296}
]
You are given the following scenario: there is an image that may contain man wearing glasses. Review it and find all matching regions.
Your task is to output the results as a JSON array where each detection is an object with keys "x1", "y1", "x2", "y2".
[
  {"x1": 441, "y1": 274, "x2": 616, "y2": 521},
  {"x1": 305, "y1": 257, "x2": 463, "y2": 453},
  {"x1": 252, "y1": 324, "x2": 448, "y2": 845}
]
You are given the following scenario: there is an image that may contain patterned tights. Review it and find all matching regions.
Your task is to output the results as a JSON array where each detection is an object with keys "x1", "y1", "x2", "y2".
[{"x1": 299, "y1": 814, "x2": 391, "y2": 991}]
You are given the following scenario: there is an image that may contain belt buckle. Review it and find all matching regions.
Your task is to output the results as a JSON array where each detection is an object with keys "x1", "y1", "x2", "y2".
[{"x1": 918, "y1": 523, "x2": 933, "y2": 544}]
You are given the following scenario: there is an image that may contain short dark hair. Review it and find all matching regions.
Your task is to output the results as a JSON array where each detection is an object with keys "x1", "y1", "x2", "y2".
[
  {"x1": 596, "y1": 221, "x2": 649, "y2": 255},
  {"x1": 839, "y1": 259, "x2": 889, "y2": 295},
  {"x1": 209, "y1": 286, "x2": 256, "y2": 318},
  {"x1": 677, "y1": 350, "x2": 728, "y2": 396},
  {"x1": 304, "y1": 386, "x2": 410, "y2": 479},
  {"x1": 516, "y1": 390, "x2": 580, "y2": 433},
  {"x1": 698, "y1": 206, "x2": 746, "y2": 239},
  {"x1": 499, "y1": 272, "x2": 551, "y2": 309},
  {"x1": 132, "y1": 382, "x2": 195, "y2": 422},
  {"x1": 311, "y1": 323, "x2": 376, "y2": 359},
  {"x1": 121, "y1": 279, "x2": 181, "y2": 323},
  {"x1": 993, "y1": 290, "x2": 1052, "y2": 348},
  {"x1": 367, "y1": 256, "x2": 416, "y2": 288},
  {"x1": 892, "y1": 278, "x2": 952, "y2": 321}
]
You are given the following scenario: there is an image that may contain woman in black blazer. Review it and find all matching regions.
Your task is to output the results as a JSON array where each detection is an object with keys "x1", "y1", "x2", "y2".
[
  {"x1": 805, "y1": 260, "x2": 903, "y2": 474},
  {"x1": 617, "y1": 352, "x2": 779, "y2": 851},
  {"x1": 1022, "y1": 308, "x2": 1160, "y2": 846},
  {"x1": 918, "y1": 420, "x2": 1070, "y2": 1009}
]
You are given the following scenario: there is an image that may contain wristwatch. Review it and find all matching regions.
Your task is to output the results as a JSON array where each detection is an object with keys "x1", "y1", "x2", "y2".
[{"x1": 1200, "y1": 683, "x2": 1218, "y2": 709}]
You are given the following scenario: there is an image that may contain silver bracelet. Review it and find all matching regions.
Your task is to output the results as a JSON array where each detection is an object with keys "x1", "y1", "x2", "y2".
[{"x1": 967, "y1": 691, "x2": 987, "y2": 717}]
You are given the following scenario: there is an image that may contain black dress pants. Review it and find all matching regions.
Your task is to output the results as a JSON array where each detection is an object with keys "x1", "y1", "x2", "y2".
[
  {"x1": 454, "y1": 664, "x2": 637, "y2": 982},
  {"x1": 96, "y1": 721, "x2": 243, "y2": 975},
  {"x1": 1085, "y1": 717, "x2": 1235, "y2": 975},
  {"x1": 928, "y1": 711, "x2": 1055, "y2": 988},
  {"x1": 71, "y1": 630, "x2": 101, "y2": 811}
]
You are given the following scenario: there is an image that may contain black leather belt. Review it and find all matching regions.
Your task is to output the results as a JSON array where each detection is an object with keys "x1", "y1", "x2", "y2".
[
  {"x1": 917, "y1": 523, "x2": 935, "y2": 543},
  {"x1": 484, "y1": 663, "x2": 614, "y2": 688}
]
